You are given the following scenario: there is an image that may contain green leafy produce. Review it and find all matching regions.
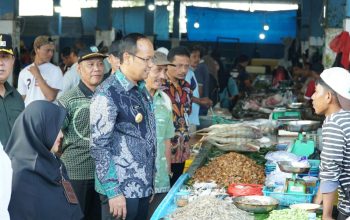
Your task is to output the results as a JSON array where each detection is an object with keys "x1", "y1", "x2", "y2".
[{"x1": 267, "y1": 209, "x2": 321, "y2": 220}]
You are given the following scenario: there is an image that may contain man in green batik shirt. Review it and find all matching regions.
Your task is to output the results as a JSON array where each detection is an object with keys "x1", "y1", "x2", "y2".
[
  {"x1": 58, "y1": 47, "x2": 107, "y2": 220},
  {"x1": 146, "y1": 51, "x2": 175, "y2": 218}
]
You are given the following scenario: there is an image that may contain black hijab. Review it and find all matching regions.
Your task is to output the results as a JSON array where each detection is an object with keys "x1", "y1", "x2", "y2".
[{"x1": 5, "y1": 100, "x2": 83, "y2": 220}]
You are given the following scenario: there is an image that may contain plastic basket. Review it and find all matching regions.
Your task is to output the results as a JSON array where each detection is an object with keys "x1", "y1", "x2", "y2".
[{"x1": 262, "y1": 185, "x2": 317, "y2": 206}]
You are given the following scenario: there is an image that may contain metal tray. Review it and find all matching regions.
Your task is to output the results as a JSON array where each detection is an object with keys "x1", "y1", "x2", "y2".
[
  {"x1": 277, "y1": 161, "x2": 311, "y2": 174},
  {"x1": 233, "y1": 196, "x2": 279, "y2": 214},
  {"x1": 284, "y1": 120, "x2": 320, "y2": 132},
  {"x1": 287, "y1": 102, "x2": 305, "y2": 109}
]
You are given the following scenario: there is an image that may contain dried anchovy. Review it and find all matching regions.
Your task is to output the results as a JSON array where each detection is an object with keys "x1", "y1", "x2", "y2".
[
  {"x1": 168, "y1": 196, "x2": 254, "y2": 220},
  {"x1": 192, "y1": 152, "x2": 265, "y2": 187}
]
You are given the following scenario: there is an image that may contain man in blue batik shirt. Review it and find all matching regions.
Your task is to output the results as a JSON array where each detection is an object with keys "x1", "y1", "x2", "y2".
[{"x1": 90, "y1": 33, "x2": 156, "y2": 220}]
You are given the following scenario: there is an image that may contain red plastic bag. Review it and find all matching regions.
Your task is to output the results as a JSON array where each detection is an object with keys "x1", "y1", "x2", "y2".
[{"x1": 227, "y1": 183, "x2": 263, "y2": 197}]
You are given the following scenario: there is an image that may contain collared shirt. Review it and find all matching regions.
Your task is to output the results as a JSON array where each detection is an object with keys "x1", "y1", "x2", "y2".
[
  {"x1": 319, "y1": 110, "x2": 350, "y2": 215},
  {"x1": 90, "y1": 70, "x2": 157, "y2": 199},
  {"x1": 58, "y1": 81, "x2": 95, "y2": 180},
  {"x1": 0, "y1": 82, "x2": 24, "y2": 146},
  {"x1": 153, "y1": 90, "x2": 175, "y2": 193},
  {"x1": 162, "y1": 79, "x2": 192, "y2": 163}
]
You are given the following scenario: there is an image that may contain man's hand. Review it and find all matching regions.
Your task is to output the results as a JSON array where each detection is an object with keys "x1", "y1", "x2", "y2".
[
  {"x1": 200, "y1": 97, "x2": 213, "y2": 108},
  {"x1": 28, "y1": 64, "x2": 42, "y2": 79},
  {"x1": 149, "y1": 193, "x2": 155, "y2": 203},
  {"x1": 109, "y1": 195, "x2": 127, "y2": 220}
]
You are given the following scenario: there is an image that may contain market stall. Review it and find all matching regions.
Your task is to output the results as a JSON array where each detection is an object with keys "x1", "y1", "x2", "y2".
[{"x1": 151, "y1": 110, "x2": 324, "y2": 220}]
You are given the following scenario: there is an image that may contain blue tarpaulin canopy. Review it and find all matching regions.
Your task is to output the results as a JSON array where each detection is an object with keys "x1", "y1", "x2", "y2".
[{"x1": 186, "y1": 6, "x2": 296, "y2": 44}]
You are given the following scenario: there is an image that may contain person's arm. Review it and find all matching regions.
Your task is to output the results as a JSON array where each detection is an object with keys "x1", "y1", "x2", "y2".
[
  {"x1": 192, "y1": 96, "x2": 212, "y2": 108},
  {"x1": 165, "y1": 139, "x2": 172, "y2": 175},
  {"x1": 90, "y1": 93, "x2": 126, "y2": 219},
  {"x1": 319, "y1": 120, "x2": 345, "y2": 220},
  {"x1": 164, "y1": 108, "x2": 176, "y2": 175},
  {"x1": 17, "y1": 70, "x2": 27, "y2": 101},
  {"x1": 28, "y1": 64, "x2": 59, "y2": 101}
]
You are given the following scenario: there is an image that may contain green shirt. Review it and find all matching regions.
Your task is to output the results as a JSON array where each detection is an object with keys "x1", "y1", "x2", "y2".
[
  {"x1": 0, "y1": 82, "x2": 24, "y2": 146},
  {"x1": 58, "y1": 81, "x2": 95, "y2": 180},
  {"x1": 153, "y1": 90, "x2": 175, "y2": 193}
]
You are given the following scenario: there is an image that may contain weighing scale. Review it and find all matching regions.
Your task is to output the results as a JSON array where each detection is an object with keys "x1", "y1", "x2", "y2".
[
  {"x1": 277, "y1": 161, "x2": 311, "y2": 194},
  {"x1": 271, "y1": 108, "x2": 301, "y2": 121},
  {"x1": 283, "y1": 121, "x2": 320, "y2": 158}
]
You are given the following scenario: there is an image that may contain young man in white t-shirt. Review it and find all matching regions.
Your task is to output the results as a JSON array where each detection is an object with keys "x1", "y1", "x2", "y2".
[{"x1": 18, "y1": 36, "x2": 63, "y2": 106}]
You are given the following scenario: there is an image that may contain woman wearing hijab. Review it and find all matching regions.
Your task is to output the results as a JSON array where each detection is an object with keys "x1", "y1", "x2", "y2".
[
  {"x1": 0, "y1": 142, "x2": 12, "y2": 220},
  {"x1": 5, "y1": 100, "x2": 83, "y2": 220}
]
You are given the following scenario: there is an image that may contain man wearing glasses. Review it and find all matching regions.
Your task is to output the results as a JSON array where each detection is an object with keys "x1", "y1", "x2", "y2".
[
  {"x1": 90, "y1": 33, "x2": 156, "y2": 220},
  {"x1": 162, "y1": 46, "x2": 193, "y2": 186},
  {"x1": 0, "y1": 34, "x2": 24, "y2": 147},
  {"x1": 17, "y1": 35, "x2": 63, "y2": 106}
]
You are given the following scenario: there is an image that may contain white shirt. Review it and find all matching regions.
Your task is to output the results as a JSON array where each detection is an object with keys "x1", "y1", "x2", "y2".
[
  {"x1": 0, "y1": 142, "x2": 12, "y2": 220},
  {"x1": 58, "y1": 63, "x2": 80, "y2": 98},
  {"x1": 18, "y1": 62, "x2": 63, "y2": 107}
]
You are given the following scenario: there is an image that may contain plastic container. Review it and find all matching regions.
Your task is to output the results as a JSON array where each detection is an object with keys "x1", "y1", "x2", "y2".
[
  {"x1": 174, "y1": 191, "x2": 189, "y2": 207},
  {"x1": 302, "y1": 176, "x2": 318, "y2": 188},
  {"x1": 262, "y1": 185, "x2": 317, "y2": 206}
]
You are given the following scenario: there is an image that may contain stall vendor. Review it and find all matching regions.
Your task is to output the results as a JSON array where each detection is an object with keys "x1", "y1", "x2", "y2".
[{"x1": 312, "y1": 67, "x2": 350, "y2": 220}]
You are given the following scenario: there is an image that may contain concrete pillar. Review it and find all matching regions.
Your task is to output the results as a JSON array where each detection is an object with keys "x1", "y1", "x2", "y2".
[
  {"x1": 0, "y1": 0, "x2": 18, "y2": 86},
  {"x1": 344, "y1": 0, "x2": 350, "y2": 31},
  {"x1": 95, "y1": 0, "x2": 114, "y2": 47},
  {"x1": 172, "y1": 0, "x2": 180, "y2": 40},
  {"x1": 170, "y1": 0, "x2": 181, "y2": 48},
  {"x1": 144, "y1": 0, "x2": 155, "y2": 37}
]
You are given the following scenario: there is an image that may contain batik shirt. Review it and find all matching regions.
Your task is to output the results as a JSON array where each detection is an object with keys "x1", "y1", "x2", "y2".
[
  {"x1": 58, "y1": 81, "x2": 95, "y2": 180},
  {"x1": 153, "y1": 90, "x2": 175, "y2": 193},
  {"x1": 90, "y1": 70, "x2": 157, "y2": 199},
  {"x1": 162, "y1": 79, "x2": 192, "y2": 163}
]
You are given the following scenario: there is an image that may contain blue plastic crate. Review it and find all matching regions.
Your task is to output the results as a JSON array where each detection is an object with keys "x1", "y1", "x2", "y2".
[{"x1": 262, "y1": 185, "x2": 317, "y2": 206}]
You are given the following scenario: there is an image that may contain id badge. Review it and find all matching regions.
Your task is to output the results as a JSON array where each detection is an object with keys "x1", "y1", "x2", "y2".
[
  {"x1": 59, "y1": 165, "x2": 78, "y2": 204},
  {"x1": 61, "y1": 179, "x2": 79, "y2": 204},
  {"x1": 184, "y1": 112, "x2": 189, "y2": 127}
]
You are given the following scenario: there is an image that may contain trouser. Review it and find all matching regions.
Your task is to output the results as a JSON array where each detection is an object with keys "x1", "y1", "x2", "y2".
[
  {"x1": 70, "y1": 179, "x2": 101, "y2": 220},
  {"x1": 100, "y1": 194, "x2": 150, "y2": 220},
  {"x1": 337, "y1": 212, "x2": 350, "y2": 220},
  {"x1": 147, "y1": 193, "x2": 167, "y2": 219},
  {"x1": 170, "y1": 162, "x2": 185, "y2": 187}
]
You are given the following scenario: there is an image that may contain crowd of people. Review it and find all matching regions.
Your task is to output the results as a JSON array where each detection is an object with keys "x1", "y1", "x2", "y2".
[{"x1": 1, "y1": 31, "x2": 350, "y2": 220}]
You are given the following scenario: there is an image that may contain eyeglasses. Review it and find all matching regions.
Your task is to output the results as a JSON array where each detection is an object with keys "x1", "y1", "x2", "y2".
[{"x1": 129, "y1": 53, "x2": 154, "y2": 64}]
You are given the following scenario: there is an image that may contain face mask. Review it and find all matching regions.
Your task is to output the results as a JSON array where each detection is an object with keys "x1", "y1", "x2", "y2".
[{"x1": 230, "y1": 69, "x2": 239, "y2": 78}]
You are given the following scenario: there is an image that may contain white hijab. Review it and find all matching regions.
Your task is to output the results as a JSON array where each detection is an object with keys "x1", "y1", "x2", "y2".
[{"x1": 0, "y1": 142, "x2": 12, "y2": 220}]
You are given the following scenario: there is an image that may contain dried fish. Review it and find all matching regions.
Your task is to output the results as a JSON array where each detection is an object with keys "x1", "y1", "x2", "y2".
[
  {"x1": 168, "y1": 196, "x2": 254, "y2": 220},
  {"x1": 192, "y1": 152, "x2": 265, "y2": 187}
]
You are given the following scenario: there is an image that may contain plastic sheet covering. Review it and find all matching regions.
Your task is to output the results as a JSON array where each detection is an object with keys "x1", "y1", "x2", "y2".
[{"x1": 186, "y1": 6, "x2": 296, "y2": 44}]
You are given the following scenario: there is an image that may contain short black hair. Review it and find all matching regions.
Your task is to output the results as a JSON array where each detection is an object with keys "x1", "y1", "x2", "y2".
[
  {"x1": 119, "y1": 33, "x2": 148, "y2": 63},
  {"x1": 61, "y1": 47, "x2": 71, "y2": 57},
  {"x1": 236, "y1": 54, "x2": 249, "y2": 64},
  {"x1": 167, "y1": 46, "x2": 190, "y2": 62},
  {"x1": 70, "y1": 46, "x2": 79, "y2": 57},
  {"x1": 189, "y1": 44, "x2": 204, "y2": 57}
]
